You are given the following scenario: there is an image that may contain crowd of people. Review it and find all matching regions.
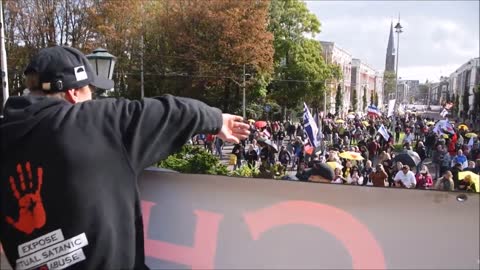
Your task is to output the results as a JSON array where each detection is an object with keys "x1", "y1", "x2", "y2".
[{"x1": 192, "y1": 112, "x2": 479, "y2": 193}]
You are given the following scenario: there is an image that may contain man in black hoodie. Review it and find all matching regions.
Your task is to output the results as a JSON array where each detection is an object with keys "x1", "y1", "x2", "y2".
[{"x1": 0, "y1": 46, "x2": 250, "y2": 270}]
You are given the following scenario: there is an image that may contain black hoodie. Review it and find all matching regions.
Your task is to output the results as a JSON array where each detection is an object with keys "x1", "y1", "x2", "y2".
[{"x1": 0, "y1": 95, "x2": 222, "y2": 270}]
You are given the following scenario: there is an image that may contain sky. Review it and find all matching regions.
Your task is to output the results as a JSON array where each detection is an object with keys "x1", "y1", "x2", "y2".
[{"x1": 305, "y1": 0, "x2": 479, "y2": 82}]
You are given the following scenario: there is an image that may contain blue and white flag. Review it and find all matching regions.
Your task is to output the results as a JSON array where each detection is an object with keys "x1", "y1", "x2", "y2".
[
  {"x1": 314, "y1": 112, "x2": 320, "y2": 129},
  {"x1": 367, "y1": 105, "x2": 381, "y2": 117},
  {"x1": 378, "y1": 124, "x2": 390, "y2": 141},
  {"x1": 440, "y1": 108, "x2": 449, "y2": 118},
  {"x1": 303, "y1": 102, "x2": 319, "y2": 148},
  {"x1": 433, "y1": 120, "x2": 455, "y2": 135}
]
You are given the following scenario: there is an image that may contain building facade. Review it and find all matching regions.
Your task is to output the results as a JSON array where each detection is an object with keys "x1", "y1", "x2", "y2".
[
  {"x1": 351, "y1": 59, "x2": 380, "y2": 111},
  {"x1": 448, "y1": 57, "x2": 480, "y2": 120},
  {"x1": 429, "y1": 82, "x2": 440, "y2": 105},
  {"x1": 375, "y1": 72, "x2": 384, "y2": 108},
  {"x1": 320, "y1": 41, "x2": 352, "y2": 115},
  {"x1": 396, "y1": 82, "x2": 410, "y2": 104},
  {"x1": 398, "y1": 80, "x2": 419, "y2": 102}
]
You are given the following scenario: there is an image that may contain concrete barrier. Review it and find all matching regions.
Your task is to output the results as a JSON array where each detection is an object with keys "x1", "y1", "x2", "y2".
[{"x1": 2, "y1": 170, "x2": 479, "y2": 269}]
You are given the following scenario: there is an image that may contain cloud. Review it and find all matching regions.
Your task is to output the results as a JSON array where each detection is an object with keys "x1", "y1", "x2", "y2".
[
  {"x1": 398, "y1": 64, "x2": 461, "y2": 82},
  {"x1": 305, "y1": 1, "x2": 479, "y2": 82}
]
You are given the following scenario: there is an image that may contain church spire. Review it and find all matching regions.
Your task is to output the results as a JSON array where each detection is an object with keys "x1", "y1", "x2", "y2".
[{"x1": 385, "y1": 21, "x2": 395, "y2": 72}]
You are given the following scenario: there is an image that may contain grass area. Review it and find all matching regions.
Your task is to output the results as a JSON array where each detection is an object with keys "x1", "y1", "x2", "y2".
[{"x1": 393, "y1": 132, "x2": 406, "y2": 152}]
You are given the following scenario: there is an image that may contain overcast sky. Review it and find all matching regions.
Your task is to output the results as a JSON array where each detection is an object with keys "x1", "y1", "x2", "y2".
[{"x1": 305, "y1": 1, "x2": 479, "y2": 82}]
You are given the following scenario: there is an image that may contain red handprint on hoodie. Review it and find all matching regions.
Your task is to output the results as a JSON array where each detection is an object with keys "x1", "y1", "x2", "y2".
[{"x1": 6, "y1": 162, "x2": 46, "y2": 235}]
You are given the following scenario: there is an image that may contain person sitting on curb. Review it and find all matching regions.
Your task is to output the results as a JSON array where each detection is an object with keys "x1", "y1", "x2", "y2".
[
  {"x1": 435, "y1": 171, "x2": 455, "y2": 191},
  {"x1": 394, "y1": 165, "x2": 417, "y2": 188},
  {"x1": 458, "y1": 175, "x2": 477, "y2": 193}
]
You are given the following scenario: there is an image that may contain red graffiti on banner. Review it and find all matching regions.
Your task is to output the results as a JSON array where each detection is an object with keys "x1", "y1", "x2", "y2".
[
  {"x1": 142, "y1": 201, "x2": 222, "y2": 270},
  {"x1": 141, "y1": 200, "x2": 385, "y2": 269},
  {"x1": 243, "y1": 200, "x2": 386, "y2": 269}
]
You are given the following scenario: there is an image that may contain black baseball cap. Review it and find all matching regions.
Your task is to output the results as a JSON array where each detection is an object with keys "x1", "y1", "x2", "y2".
[
  {"x1": 24, "y1": 46, "x2": 114, "y2": 92},
  {"x1": 304, "y1": 162, "x2": 335, "y2": 181}
]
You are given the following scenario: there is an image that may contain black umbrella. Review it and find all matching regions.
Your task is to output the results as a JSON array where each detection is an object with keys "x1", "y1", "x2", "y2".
[
  {"x1": 257, "y1": 138, "x2": 278, "y2": 153},
  {"x1": 393, "y1": 150, "x2": 421, "y2": 168}
]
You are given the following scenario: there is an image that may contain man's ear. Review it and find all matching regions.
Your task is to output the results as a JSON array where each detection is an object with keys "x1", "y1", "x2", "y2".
[{"x1": 65, "y1": 89, "x2": 78, "y2": 104}]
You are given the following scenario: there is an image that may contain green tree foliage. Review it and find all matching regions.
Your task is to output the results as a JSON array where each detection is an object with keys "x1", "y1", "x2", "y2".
[
  {"x1": 474, "y1": 84, "x2": 480, "y2": 114},
  {"x1": 268, "y1": 0, "x2": 331, "y2": 110},
  {"x1": 351, "y1": 90, "x2": 358, "y2": 111},
  {"x1": 335, "y1": 84, "x2": 342, "y2": 115},
  {"x1": 3, "y1": 0, "x2": 274, "y2": 112},
  {"x1": 462, "y1": 84, "x2": 470, "y2": 115},
  {"x1": 370, "y1": 91, "x2": 374, "y2": 106},
  {"x1": 453, "y1": 94, "x2": 459, "y2": 115},
  {"x1": 373, "y1": 91, "x2": 379, "y2": 106},
  {"x1": 383, "y1": 71, "x2": 396, "y2": 99},
  {"x1": 362, "y1": 86, "x2": 367, "y2": 110}
]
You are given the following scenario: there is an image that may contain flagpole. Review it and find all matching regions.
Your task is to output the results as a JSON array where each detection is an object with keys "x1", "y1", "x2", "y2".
[{"x1": 0, "y1": 1, "x2": 9, "y2": 113}]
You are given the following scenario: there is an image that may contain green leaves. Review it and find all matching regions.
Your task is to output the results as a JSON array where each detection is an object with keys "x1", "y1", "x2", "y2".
[
  {"x1": 268, "y1": 0, "x2": 331, "y2": 110},
  {"x1": 158, "y1": 145, "x2": 229, "y2": 175},
  {"x1": 363, "y1": 87, "x2": 368, "y2": 111},
  {"x1": 230, "y1": 165, "x2": 260, "y2": 178},
  {"x1": 335, "y1": 84, "x2": 343, "y2": 115},
  {"x1": 351, "y1": 91, "x2": 358, "y2": 111}
]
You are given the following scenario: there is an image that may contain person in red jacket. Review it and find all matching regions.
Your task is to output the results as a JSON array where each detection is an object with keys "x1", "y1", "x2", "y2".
[{"x1": 415, "y1": 165, "x2": 433, "y2": 189}]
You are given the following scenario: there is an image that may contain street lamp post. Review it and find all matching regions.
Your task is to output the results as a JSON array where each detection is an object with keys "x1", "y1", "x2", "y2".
[
  {"x1": 229, "y1": 65, "x2": 250, "y2": 119},
  {"x1": 394, "y1": 19, "x2": 402, "y2": 105},
  {"x1": 86, "y1": 48, "x2": 117, "y2": 97},
  {"x1": 1, "y1": 1, "x2": 9, "y2": 112},
  {"x1": 393, "y1": 16, "x2": 403, "y2": 130}
]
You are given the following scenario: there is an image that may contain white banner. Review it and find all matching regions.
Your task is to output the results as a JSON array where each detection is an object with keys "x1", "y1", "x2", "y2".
[{"x1": 387, "y1": 99, "x2": 396, "y2": 117}]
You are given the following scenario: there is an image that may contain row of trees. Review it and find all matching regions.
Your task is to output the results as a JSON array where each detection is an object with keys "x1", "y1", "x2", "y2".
[
  {"x1": 2, "y1": 0, "x2": 344, "y2": 119},
  {"x1": 349, "y1": 86, "x2": 379, "y2": 112}
]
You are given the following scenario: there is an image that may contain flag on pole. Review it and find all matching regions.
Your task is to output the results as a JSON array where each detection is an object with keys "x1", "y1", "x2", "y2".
[
  {"x1": 367, "y1": 105, "x2": 381, "y2": 117},
  {"x1": 440, "y1": 108, "x2": 449, "y2": 118},
  {"x1": 314, "y1": 112, "x2": 320, "y2": 130},
  {"x1": 303, "y1": 102, "x2": 319, "y2": 148},
  {"x1": 434, "y1": 120, "x2": 455, "y2": 135},
  {"x1": 262, "y1": 129, "x2": 271, "y2": 139},
  {"x1": 377, "y1": 124, "x2": 390, "y2": 141}
]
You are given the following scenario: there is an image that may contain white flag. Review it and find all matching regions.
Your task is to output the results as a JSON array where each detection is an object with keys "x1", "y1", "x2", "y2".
[
  {"x1": 378, "y1": 124, "x2": 390, "y2": 141},
  {"x1": 468, "y1": 137, "x2": 474, "y2": 147}
]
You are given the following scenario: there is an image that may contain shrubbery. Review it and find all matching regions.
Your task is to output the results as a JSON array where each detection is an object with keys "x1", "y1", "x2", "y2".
[
  {"x1": 158, "y1": 144, "x2": 289, "y2": 179},
  {"x1": 158, "y1": 145, "x2": 229, "y2": 175}
]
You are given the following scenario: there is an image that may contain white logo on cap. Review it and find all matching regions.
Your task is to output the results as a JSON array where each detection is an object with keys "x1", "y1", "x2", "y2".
[{"x1": 74, "y1": 66, "x2": 88, "y2": 81}]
